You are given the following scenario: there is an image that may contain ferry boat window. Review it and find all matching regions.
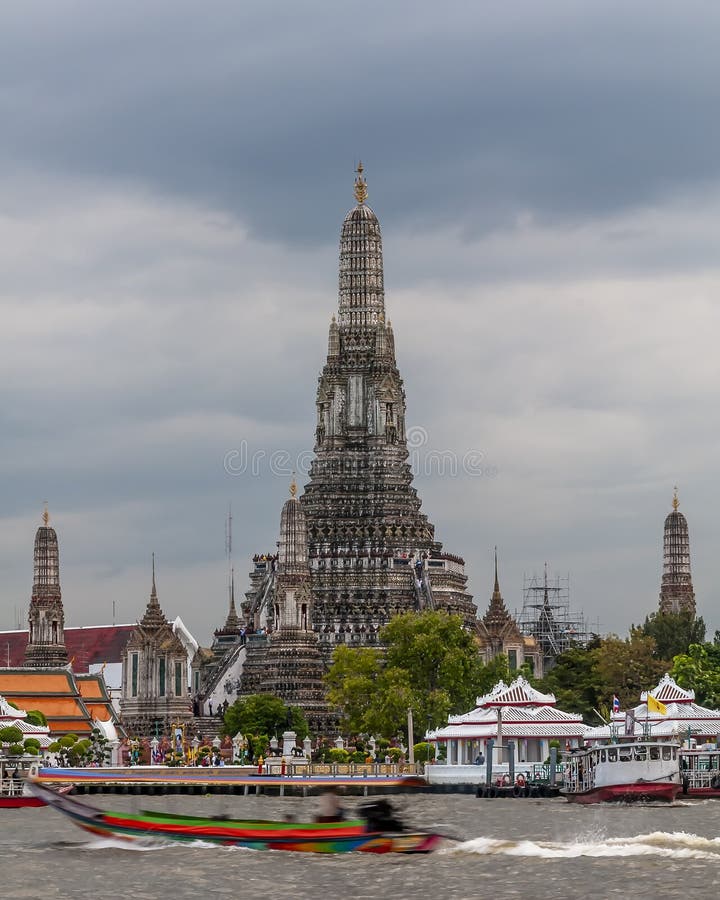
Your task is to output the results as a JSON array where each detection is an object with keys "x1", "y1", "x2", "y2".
[
  {"x1": 634, "y1": 746, "x2": 647, "y2": 760},
  {"x1": 672, "y1": 747, "x2": 677, "y2": 759},
  {"x1": 607, "y1": 748, "x2": 617, "y2": 762},
  {"x1": 662, "y1": 747, "x2": 671, "y2": 761},
  {"x1": 650, "y1": 747, "x2": 660, "y2": 760},
  {"x1": 600, "y1": 750, "x2": 606, "y2": 762},
  {"x1": 619, "y1": 747, "x2": 632, "y2": 762}
]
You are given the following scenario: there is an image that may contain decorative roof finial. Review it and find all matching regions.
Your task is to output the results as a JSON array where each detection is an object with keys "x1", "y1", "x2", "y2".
[
  {"x1": 290, "y1": 474, "x2": 297, "y2": 499},
  {"x1": 354, "y1": 162, "x2": 368, "y2": 205},
  {"x1": 494, "y1": 546, "x2": 499, "y2": 594},
  {"x1": 151, "y1": 552, "x2": 157, "y2": 598},
  {"x1": 672, "y1": 486, "x2": 679, "y2": 511},
  {"x1": 42, "y1": 502, "x2": 49, "y2": 526}
]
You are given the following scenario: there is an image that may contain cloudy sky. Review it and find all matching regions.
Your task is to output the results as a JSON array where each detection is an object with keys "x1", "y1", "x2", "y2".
[{"x1": 2, "y1": 1, "x2": 720, "y2": 645}]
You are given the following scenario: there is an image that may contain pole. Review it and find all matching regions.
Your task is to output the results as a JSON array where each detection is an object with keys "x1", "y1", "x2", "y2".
[
  {"x1": 496, "y1": 707, "x2": 503, "y2": 765},
  {"x1": 508, "y1": 740, "x2": 515, "y2": 784},
  {"x1": 407, "y1": 708, "x2": 415, "y2": 764},
  {"x1": 549, "y1": 746, "x2": 558, "y2": 786},
  {"x1": 485, "y1": 738, "x2": 494, "y2": 787}
]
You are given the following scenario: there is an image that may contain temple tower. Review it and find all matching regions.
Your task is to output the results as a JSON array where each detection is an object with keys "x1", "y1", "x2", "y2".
[
  {"x1": 477, "y1": 550, "x2": 543, "y2": 676},
  {"x1": 295, "y1": 165, "x2": 476, "y2": 655},
  {"x1": 242, "y1": 482, "x2": 332, "y2": 731},
  {"x1": 24, "y1": 507, "x2": 69, "y2": 668},
  {"x1": 659, "y1": 489, "x2": 696, "y2": 616},
  {"x1": 120, "y1": 557, "x2": 192, "y2": 737}
]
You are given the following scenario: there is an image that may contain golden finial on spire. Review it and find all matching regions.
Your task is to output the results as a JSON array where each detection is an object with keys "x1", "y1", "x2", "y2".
[
  {"x1": 290, "y1": 474, "x2": 297, "y2": 499},
  {"x1": 42, "y1": 502, "x2": 49, "y2": 526},
  {"x1": 672, "y1": 486, "x2": 679, "y2": 511},
  {"x1": 354, "y1": 161, "x2": 368, "y2": 204}
]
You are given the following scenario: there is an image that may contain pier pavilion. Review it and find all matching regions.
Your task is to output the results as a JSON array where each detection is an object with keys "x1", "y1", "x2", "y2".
[
  {"x1": 585, "y1": 674, "x2": 720, "y2": 743},
  {"x1": 427, "y1": 677, "x2": 587, "y2": 779}
]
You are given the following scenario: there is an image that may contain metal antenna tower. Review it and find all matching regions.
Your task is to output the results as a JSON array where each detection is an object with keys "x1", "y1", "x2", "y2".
[{"x1": 225, "y1": 503, "x2": 233, "y2": 602}]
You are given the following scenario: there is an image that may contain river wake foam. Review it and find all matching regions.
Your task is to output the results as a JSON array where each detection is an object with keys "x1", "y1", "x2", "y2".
[{"x1": 448, "y1": 831, "x2": 720, "y2": 860}]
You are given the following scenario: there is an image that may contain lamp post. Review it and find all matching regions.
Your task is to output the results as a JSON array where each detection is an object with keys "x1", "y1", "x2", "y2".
[{"x1": 407, "y1": 708, "x2": 415, "y2": 765}]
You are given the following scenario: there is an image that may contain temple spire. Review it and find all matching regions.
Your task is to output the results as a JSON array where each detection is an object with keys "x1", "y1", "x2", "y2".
[
  {"x1": 353, "y1": 161, "x2": 368, "y2": 204},
  {"x1": 659, "y1": 488, "x2": 695, "y2": 616},
  {"x1": 483, "y1": 548, "x2": 512, "y2": 631},
  {"x1": 151, "y1": 552, "x2": 157, "y2": 601},
  {"x1": 278, "y1": 485, "x2": 309, "y2": 572},
  {"x1": 222, "y1": 568, "x2": 241, "y2": 632},
  {"x1": 25, "y1": 508, "x2": 68, "y2": 667},
  {"x1": 141, "y1": 553, "x2": 167, "y2": 627},
  {"x1": 338, "y1": 163, "x2": 385, "y2": 327}
]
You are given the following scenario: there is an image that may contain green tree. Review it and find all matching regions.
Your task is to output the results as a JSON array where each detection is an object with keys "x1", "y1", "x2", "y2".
[
  {"x1": 476, "y1": 654, "x2": 512, "y2": 698},
  {"x1": 25, "y1": 710, "x2": 48, "y2": 727},
  {"x1": 48, "y1": 731, "x2": 110, "y2": 767},
  {"x1": 0, "y1": 726, "x2": 23, "y2": 746},
  {"x1": 641, "y1": 611, "x2": 706, "y2": 660},
  {"x1": 536, "y1": 641, "x2": 604, "y2": 722},
  {"x1": 223, "y1": 694, "x2": 308, "y2": 743},
  {"x1": 325, "y1": 611, "x2": 489, "y2": 739},
  {"x1": 596, "y1": 630, "x2": 669, "y2": 710},
  {"x1": 382, "y1": 611, "x2": 486, "y2": 714},
  {"x1": 671, "y1": 643, "x2": 720, "y2": 707},
  {"x1": 324, "y1": 645, "x2": 383, "y2": 735},
  {"x1": 364, "y1": 665, "x2": 423, "y2": 739},
  {"x1": 413, "y1": 742, "x2": 436, "y2": 763}
]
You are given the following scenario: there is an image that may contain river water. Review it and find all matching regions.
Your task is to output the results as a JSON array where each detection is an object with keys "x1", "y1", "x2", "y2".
[{"x1": 3, "y1": 792, "x2": 720, "y2": 899}]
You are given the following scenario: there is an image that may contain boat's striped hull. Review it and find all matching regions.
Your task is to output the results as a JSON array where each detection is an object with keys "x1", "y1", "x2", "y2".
[{"x1": 28, "y1": 781, "x2": 442, "y2": 854}]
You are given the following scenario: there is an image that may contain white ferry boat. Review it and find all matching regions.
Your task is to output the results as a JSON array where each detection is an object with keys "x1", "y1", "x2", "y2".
[{"x1": 561, "y1": 740, "x2": 681, "y2": 804}]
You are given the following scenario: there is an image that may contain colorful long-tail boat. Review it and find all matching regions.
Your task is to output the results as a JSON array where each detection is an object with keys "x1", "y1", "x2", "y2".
[{"x1": 29, "y1": 780, "x2": 446, "y2": 853}]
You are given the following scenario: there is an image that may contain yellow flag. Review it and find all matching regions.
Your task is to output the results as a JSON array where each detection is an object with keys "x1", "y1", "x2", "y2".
[{"x1": 647, "y1": 694, "x2": 667, "y2": 715}]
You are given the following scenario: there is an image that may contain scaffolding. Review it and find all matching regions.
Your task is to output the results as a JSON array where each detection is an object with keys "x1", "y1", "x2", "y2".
[{"x1": 516, "y1": 565, "x2": 591, "y2": 671}]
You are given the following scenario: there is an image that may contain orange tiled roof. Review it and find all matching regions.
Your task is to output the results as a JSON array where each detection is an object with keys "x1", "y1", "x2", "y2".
[
  {"x1": 76, "y1": 674, "x2": 117, "y2": 725},
  {"x1": 0, "y1": 668, "x2": 93, "y2": 737}
]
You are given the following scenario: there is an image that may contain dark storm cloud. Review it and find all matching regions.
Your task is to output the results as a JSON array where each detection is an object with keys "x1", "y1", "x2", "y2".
[
  {"x1": 2, "y1": 1, "x2": 720, "y2": 641},
  {"x1": 1, "y1": 1, "x2": 720, "y2": 244}
]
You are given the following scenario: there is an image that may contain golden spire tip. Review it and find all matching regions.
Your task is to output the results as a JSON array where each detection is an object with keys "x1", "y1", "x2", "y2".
[
  {"x1": 290, "y1": 474, "x2": 297, "y2": 499},
  {"x1": 354, "y1": 161, "x2": 368, "y2": 205},
  {"x1": 672, "y1": 486, "x2": 679, "y2": 511},
  {"x1": 42, "y1": 502, "x2": 49, "y2": 526}
]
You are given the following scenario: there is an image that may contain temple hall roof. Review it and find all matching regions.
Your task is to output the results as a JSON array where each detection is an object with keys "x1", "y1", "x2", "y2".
[
  {"x1": 0, "y1": 668, "x2": 96, "y2": 737},
  {"x1": 429, "y1": 676, "x2": 586, "y2": 742},
  {"x1": 0, "y1": 625, "x2": 135, "y2": 671},
  {"x1": 585, "y1": 675, "x2": 720, "y2": 741}
]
